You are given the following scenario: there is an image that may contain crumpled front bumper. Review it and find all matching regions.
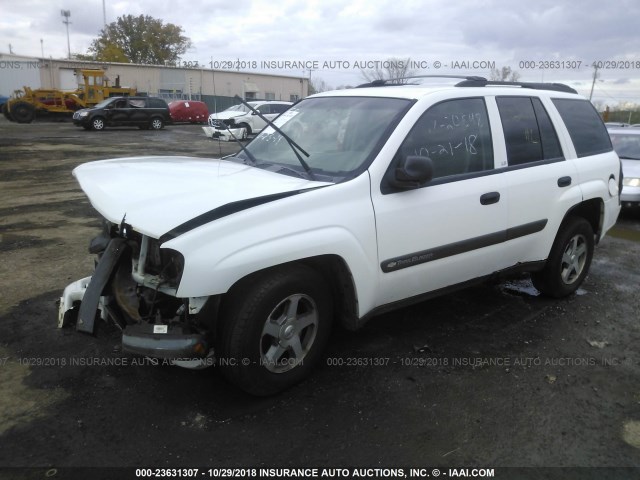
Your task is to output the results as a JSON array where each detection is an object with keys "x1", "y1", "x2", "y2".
[
  {"x1": 202, "y1": 125, "x2": 246, "y2": 141},
  {"x1": 58, "y1": 238, "x2": 214, "y2": 367}
]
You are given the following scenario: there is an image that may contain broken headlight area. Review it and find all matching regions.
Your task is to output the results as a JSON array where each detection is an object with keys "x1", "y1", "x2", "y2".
[
  {"x1": 58, "y1": 221, "x2": 216, "y2": 367},
  {"x1": 209, "y1": 118, "x2": 237, "y2": 129}
]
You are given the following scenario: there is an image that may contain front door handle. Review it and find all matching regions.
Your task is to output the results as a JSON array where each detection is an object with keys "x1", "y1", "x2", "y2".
[{"x1": 480, "y1": 192, "x2": 500, "y2": 205}]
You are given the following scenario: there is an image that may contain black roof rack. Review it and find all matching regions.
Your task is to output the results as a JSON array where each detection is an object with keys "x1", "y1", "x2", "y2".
[
  {"x1": 356, "y1": 75, "x2": 577, "y2": 94},
  {"x1": 356, "y1": 75, "x2": 487, "y2": 88},
  {"x1": 455, "y1": 78, "x2": 578, "y2": 94}
]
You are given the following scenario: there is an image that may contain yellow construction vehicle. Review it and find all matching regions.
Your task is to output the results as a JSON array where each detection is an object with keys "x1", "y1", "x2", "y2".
[{"x1": 3, "y1": 69, "x2": 137, "y2": 123}]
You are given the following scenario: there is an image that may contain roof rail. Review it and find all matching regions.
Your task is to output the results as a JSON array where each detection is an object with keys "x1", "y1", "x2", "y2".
[
  {"x1": 356, "y1": 75, "x2": 487, "y2": 88},
  {"x1": 355, "y1": 75, "x2": 578, "y2": 94},
  {"x1": 455, "y1": 78, "x2": 577, "y2": 94}
]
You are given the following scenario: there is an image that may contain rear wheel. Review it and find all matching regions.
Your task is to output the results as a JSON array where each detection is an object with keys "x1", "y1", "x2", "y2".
[
  {"x1": 91, "y1": 116, "x2": 106, "y2": 131},
  {"x1": 217, "y1": 264, "x2": 333, "y2": 395},
  {"x1": 11, "y1": 102, "x2": 35, "y2": 123},
  {"x1": 531, "y1": 216, "x2": 594, "y2": 298}
]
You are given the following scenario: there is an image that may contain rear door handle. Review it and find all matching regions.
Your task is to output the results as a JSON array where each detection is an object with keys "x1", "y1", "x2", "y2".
[
  {"x1": 558, "y1": 176, "x2": 572, "y2": 187},
  {"x1": 480, "y1": 192, "x2": 500, "y2": 205}
]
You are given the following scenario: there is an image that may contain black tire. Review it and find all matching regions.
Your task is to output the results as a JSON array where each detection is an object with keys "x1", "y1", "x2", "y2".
[
  {"x1": 150, "y1": 117, "x2": 164, "y2": 130},
  {"x1": 238, "y1": 122, "x2": 251, "y2": 137},
  {"x1": 217, "y1": 264, "x2": 333, "y2": 396},
  {"x1": 91, "y1": 116, "x2": 106, "y2": 131},
  {"x1": 11, "y1": 102, "x2": 35, "y2": 123},
  {"x1": 531, "y1": 216, "x2": 594, "y2": 298},
  {"x1": 2, "y1": 103, "x2": 14, "y2": 122}
]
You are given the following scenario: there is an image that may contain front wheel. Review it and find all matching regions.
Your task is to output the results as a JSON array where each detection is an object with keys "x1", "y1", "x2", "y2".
[
  {"x1": 91, "y1": 116, "x2": 106, "y2": 131},
  {"x1": 238, "y1": 123, "x2": 251, "y2": 138},
  {"x1": 150, "y1": 117, "x2": 164, "y2": 130},
  {"x1": 11, "y1": 102, "x2": 35, "y2": 123},
  {"x1": 217, "y1": 264, "x2": 333, "y2": 395},
  {"x1": 531, "y1": 216, "x2": 594, "y2": 298}
]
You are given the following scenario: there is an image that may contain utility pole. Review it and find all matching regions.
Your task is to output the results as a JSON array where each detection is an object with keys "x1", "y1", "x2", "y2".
[
  {"x1": 308, "y1": 68, "x2": 314, "y2": 95},
  {"x1": 61, "y1": 10, "x2": 71, "y2": 59},
  {"x1": 102, "y1": 0, "x2": 107, "y2": 26},
  {"x1": 589, "y1": 65, "x2": 599, "y2": 101}
]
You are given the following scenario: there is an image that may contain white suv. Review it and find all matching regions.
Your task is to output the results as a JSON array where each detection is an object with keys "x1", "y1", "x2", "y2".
[
  {"x1": 207, "y1": 100, "x2": 292, "y2": 138},
  {"x1": 60, "y1": 76, "x2": 622, "y2": 395}
]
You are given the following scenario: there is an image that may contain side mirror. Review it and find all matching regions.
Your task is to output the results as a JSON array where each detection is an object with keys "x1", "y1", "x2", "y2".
[{"x1": 390, "y1": 155, "x2": 434, "y2": 189}]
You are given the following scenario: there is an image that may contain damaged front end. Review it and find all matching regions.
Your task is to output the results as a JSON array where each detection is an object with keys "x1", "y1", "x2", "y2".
[{"x1": 58, "y1": 219, "x2": 216, "y2": 368}]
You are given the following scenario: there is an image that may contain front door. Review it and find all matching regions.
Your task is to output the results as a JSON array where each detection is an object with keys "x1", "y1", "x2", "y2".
[{"x1": 371, "y1": 97, "x2": 509, "y2": 306}]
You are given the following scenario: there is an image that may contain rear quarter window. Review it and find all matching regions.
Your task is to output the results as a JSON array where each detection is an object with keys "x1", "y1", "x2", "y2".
[
  {"x1": 552, "y1": 98, "x2": 612, "y2": 157},
  {"x1": 148, "y1": 98, "x2": 168, "y2": 109}
]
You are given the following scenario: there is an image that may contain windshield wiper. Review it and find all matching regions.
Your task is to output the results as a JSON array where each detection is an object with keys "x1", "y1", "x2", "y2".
[
  {"x1": 255, "y1": 162, "x2": 309, "y2": 179},
  {"x1": 212, "y1": 123, "x2": 258, "y2": 165},
  {"x1": 234, "y1": 95, "x2": 316, "y2": 180},
  {"x1": 619, "y1": 155, "x2": 640, "y2": 160}
]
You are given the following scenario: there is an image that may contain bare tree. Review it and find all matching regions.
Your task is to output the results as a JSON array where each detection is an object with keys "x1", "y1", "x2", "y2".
[
  {"x1": 360, "y1": 57, "x2": 417, "y2": 85},
  {"x1": 489, "y1": 66, "x2": 521, "y2": 82},
  {"x1": 309, "y1": 77, "x2": 332, "y2": 94}
]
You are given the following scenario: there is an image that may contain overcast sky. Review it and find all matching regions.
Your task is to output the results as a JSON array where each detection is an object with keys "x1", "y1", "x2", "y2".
[{"x1": 1, "y1": 0, "x2": 639, "y2": 106}]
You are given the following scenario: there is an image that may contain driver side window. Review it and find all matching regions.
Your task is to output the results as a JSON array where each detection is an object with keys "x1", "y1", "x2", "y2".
[{"x1": 399, "y1": 98, "x2": 494, "y2": 180}]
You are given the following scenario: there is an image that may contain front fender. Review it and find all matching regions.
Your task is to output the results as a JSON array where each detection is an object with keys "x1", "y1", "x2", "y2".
[{"x1": 164, "y1": 174, "x2": 379, "y2": 317}]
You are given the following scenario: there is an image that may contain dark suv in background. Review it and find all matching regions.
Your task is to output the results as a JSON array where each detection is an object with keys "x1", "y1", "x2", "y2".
[{"x1": 73, "y1": 96, "x2": 171, "y2": 131}]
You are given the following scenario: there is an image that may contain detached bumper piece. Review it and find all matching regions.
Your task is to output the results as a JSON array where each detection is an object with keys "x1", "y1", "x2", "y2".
[
  {"x1": 77, "y1": 238, "x2": 129, "y2": 334},
  {"x1": 122, "y1": 323, "x2": 209, "y2": 360}
]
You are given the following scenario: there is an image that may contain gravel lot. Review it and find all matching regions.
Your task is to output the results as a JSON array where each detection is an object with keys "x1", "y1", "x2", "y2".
[{"x1": 0, "y1": 117, "x2": 639, "y2": 478}]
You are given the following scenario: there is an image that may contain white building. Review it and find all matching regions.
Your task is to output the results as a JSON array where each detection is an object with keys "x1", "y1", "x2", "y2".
[{"x1": 0, "y1": 52, "x2": 309, "y2": 111}]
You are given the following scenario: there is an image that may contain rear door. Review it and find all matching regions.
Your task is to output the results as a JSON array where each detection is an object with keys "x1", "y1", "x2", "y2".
[
  {"x1": 495, "y1": 96, "x2": 582, "y2": 264},
  {"x1": 128, "y1": 98, "x2": 150, "y2": 125}
]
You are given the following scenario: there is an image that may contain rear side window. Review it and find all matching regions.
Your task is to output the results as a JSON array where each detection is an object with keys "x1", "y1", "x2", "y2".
[
  {"x1": 398, "y1": 97, "x2": 494, "y2": 180},
  {"x1": 148, "y1": 98, "x2": 168, "y2": 108},
  {"x1": 497, "y1": 96, "x2": 563, "y2": 165},
  {"x1": 552, "y1": 98, "x2": 612, "y2": 157},
  {"x1": 130, "y1": 99, "x2": 146, "y2": 108}
]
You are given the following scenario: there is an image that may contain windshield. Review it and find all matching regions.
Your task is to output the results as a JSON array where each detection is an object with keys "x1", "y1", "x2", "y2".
[
  {"x1": 610, "y1": 133, "x2": 640, "y2": 159},
  {"x1": 222, "y1": 103, "x2": 254, "y2": 113},
  {"x1": 93, "y1": 98, "x2": 118, "y2": 109},
  {"x1": 239, "y1": 96, "x2": 411, "y2": 181}
]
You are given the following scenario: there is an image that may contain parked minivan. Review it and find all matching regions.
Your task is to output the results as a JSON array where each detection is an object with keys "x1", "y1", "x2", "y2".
[{"x1": 73, "y1": 96, "x2": 171, "y2": 131}]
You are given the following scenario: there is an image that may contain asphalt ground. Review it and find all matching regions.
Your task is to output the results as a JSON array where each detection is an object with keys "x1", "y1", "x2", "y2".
[{"x1": 0, "y1": 117, "x2": 639, "y2": 479}]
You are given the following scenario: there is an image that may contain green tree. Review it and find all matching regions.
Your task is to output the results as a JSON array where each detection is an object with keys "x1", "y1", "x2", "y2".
[{"x1": 87, "y1": 14, "x2": 192, "y2": 65}]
